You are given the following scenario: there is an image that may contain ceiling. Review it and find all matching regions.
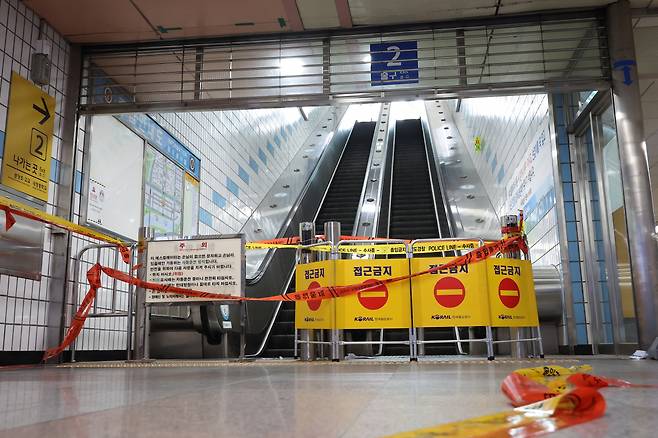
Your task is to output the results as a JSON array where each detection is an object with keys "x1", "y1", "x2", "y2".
[{"x1": 19, "y1": 0, "x2": 654, "y2": 44}]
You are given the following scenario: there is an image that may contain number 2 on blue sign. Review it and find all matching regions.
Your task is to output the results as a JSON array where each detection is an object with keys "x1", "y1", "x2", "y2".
[
  {"x1": 370, "y1": 40, "x2": 419, "y2": 86},
  {"x1": 387, "y1": 46, "x2": 401, "y2": 67}
]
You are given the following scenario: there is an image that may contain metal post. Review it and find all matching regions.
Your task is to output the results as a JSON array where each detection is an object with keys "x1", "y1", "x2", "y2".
[
  {"x1": 299, "y1": 221, "x2": 316, "y2": 361},
  {"x1": 501, "y1": 215, "x2": 526, "y2": 358},
  {"x1": 607, "y1": 0, "x2": 658, "y2": 350},
  {"x1": 134, "y1": 227, "x2": 153, "y2": 360},
  {"x1": 126, "y1": 247, "x2": 135, "y2": 360},
  {"x1": 324, "y1": 221, "x2": 342, "y2": 361}
]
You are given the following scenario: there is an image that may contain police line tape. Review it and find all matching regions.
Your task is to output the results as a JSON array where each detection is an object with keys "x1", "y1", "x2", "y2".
[
  {"x1": 245, "y1": 240, "x2": 484, "y2": 255},
  {"x1": 43, "y1": 235, "x2": 528, "y2": 360},
  {"x1": 388, "y1": 364, "x2": 657, "y2": 437},
  {"x1": 0, "y1": 195, "x2": 132, "y2": 263}
]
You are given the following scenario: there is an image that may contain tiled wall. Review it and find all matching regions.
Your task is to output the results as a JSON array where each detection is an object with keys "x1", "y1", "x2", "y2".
[
  {"x1": 151, "y1": 106, "x2": 332, "y2": 235},
  {"x1": 449, "y1": 95, "x2": 561, "y2": 267},
  {"x1": 0, "y1": 0, "x2": 73, "y2": 352}
]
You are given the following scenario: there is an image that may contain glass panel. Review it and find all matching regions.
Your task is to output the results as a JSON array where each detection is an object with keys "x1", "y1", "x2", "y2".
[
  {"x1": 597, "y1": 106, "x2": 637, "y2": 343},
  {"x1": 579, "y1": 128, "x2": 613, "y2": 344}
]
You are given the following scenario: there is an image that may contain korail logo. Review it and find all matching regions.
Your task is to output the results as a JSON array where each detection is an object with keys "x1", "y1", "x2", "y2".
[{"x1": 354, "y1": 316, "x2": 375, "y2": 322}]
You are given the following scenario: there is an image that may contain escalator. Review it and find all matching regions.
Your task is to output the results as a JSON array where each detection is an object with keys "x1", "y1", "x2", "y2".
[
  {"x1": 382, "y1": 118, "x2": 459, "y2": 355},
  {"x1": 261, "y1": 121, "x2": 377, "y2": 357}
]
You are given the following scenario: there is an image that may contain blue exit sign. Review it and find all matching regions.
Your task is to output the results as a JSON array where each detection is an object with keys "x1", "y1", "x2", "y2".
[{"x1": 370, "y1": 41, "x2": 419, "y2": 86}]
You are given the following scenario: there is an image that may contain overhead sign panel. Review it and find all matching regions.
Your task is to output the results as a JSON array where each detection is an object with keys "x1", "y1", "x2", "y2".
[
  {"x1": 1, "y1": 72, "x2": 55, "y2": 201},
  {"x1": 370, "y1": 41, "x2": 419, "y2": 86}
]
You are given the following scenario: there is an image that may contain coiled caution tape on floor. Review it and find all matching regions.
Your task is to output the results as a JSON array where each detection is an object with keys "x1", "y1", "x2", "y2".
[
  {"x1": 0, "y1": 195, "x2": 132, "y2": 262},
  {"x1": 42, "y1": 236, "x2": 527, "y2": 361},
  {"x1": 387, "y1": 387, "x2": 605, "y2": 437},
  {"x1": 389, "y1": 364, "x2": 657, "y2": 437}
]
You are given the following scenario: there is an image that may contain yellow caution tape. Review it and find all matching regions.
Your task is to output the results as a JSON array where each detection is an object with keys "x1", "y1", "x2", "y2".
[
  {"x1": 386, "y1": 386, "x2": 605, "y2": 438},
  {"x1": 412, "y1": 240, "x2": 481, "y2": 253},
  {"x1": 244, "y1": 241, "x2": 407, "y2": 254},
  {"x1": 246, "y1": 240, "x2": 485, "y2": 255},
  {"x1": 513, "y1": 364, "x2": 593, "y2": 380},
  {"x1": 0, "y1": 195, "x2": 127, "y2": 246}
]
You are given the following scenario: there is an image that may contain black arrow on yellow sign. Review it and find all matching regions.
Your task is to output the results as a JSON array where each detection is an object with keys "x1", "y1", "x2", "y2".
[{"x1": 32, "y1": 97, "x2": 51, "y2": 125}]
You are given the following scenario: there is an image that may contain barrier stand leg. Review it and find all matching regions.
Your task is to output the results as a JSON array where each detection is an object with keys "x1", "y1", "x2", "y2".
[
  {"x1": 409, "y1": 328, "x2": 418, "y2": 362},
  {"x1": 486, "y1": 326, "x2": 495, "y2": 361},
  {"x1": 144, "y1": 303, "x2": 151, "y2": 360},
  {"x1": 294, "y1": 329, "x2": 299, "y2": 359},
  {"x1": 331, "y1": 329, "x2": 341, "y2": 362},
  {"x1": 239, "y1": 301, "x2": 246, "y2": 360},
  {"x1": 535, "y1": 325, "x2": 545, "y2": 359},
  {"x1": 454, "y1": 327, "x2": 465, "y2": 355},
  {"x1": 301, "y1": 330, "x2": 315, "y2": 361},
  {"x1": 417, "y1": 328, "x2": 425, "y2": 357}
]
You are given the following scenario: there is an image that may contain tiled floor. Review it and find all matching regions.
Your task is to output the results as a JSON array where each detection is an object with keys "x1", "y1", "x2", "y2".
[{"x1": 0, "y1": 356, "x2": 656, "y2": 437}]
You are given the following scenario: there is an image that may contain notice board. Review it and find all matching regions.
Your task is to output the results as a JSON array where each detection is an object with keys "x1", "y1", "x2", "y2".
[{"x1": 146, "y1": 236, "x2": 245, "y2": 303}]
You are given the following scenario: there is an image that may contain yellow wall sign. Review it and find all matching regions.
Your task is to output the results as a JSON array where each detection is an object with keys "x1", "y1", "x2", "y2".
[
  {"x1": 335, "y1": 259, "x2": 411, "y2": 329},
  {"x1": 1, "y1": 72, "x2": 55, "y2": 201},
  {"x1": 486, "y1": 258, "x2": 539, "y2": 327},
  {"x1": 295, "y1": 260, "x2": 335, "y2": 329},
  {"x1": 474, "y1": 135, "x2": 482, "y2": 152},
  {"x1": 411, "y1": 257, "x2": 490, "y2": 327}
]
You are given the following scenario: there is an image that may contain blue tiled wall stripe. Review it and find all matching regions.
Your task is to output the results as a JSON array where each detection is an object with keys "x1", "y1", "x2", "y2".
[
  {"x1": 249, "y1": 157, "x2": 259, "y2": 174},
  {"x1": 238, "y1": 166, "x2": 250, "y2": 185},
  {"x1": 50, "y1": 158, "x2": 60, "y2": 183},
  {"x1": 212, "y1": 191, "x2": 226, "y2": 208},
  {"x1": 226, "y1": 177, "x2": 240, "y2": 197},
  {"x1": 258, "y1": 147, "x2": 268, "y2": 165},
  {"x1": 75, "y1": 170, "x2": 83, "y2": 194},
  {"x1": 267, "y1": 141, "x2": 275, "y2": 154},
  {"x1": 0, "y1": 131, "x2": 5, "y2": 156},
  {"x1": 273, "y1": 134, "x2": 281, "y2": 146},
  {"x1": 199, "y1": 208, "x2": 213, "y2": 226}
]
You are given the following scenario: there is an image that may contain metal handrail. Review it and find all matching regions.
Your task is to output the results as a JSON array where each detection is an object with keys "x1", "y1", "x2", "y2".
[{"x1": 70, "y1": 243, "x2": 137, "y2": 362}]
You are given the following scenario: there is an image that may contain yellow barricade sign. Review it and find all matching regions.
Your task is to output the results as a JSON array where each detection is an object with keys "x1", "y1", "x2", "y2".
[
  {"x1": 486, "y1": 258, "x2": 539, "y2": 327},
  {"x1": 411, "y1": 257, "x2": 490, "y2": 327},
  {"x1": 412, "y1": 240, "x2": 480, "y2": 254},
  {"x1": 295, "y1": 261, "x2": 335, "y2": 329},
  {"x1": 335, "y1": 259, "x2": 411, "y2": 329}
]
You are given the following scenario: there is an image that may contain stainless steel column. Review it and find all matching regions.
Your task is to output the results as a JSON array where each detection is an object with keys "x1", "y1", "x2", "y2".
[
  {"x1": 299, "y1": 222, "x2": 316, "y2": 361},
  {"x1": 607, "y1": 0, "x2": 658, "y2": 350},
  {"x1": 325, "y1": 221, "x2": 342, "y2": 361},
  {"x1": 133, "y1": 227, "x2": 153, "y2": 360}
]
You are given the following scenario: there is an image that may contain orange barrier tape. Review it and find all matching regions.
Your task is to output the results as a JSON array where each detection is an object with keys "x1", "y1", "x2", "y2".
[
  {"x1": 0, "y1": 195, "x2": 132, "y2": 263},
  {"x1": 386, "y1": 387, "x2": 605, "y2": 437},
  {"x1": 501, "y1": 367, "x2": 658, "y2": 407},
  {"x1": 43, "y1": 236, "x2": 527, "y2": 361}
]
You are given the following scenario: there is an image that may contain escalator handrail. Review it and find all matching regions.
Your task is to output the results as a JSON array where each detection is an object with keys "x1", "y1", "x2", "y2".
[
  {"x1": 246, "y1": 114, "x2": 354, "y2": 284},
  {"x1": 385, "y1": 123, "x2": 398, "y2": 238},
  {"x1": 249, "y1": 122, "x2": 374, "y2": 356},
  {"x1": 418, "y1": 116, "x2": 445, "y2": 238}
]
